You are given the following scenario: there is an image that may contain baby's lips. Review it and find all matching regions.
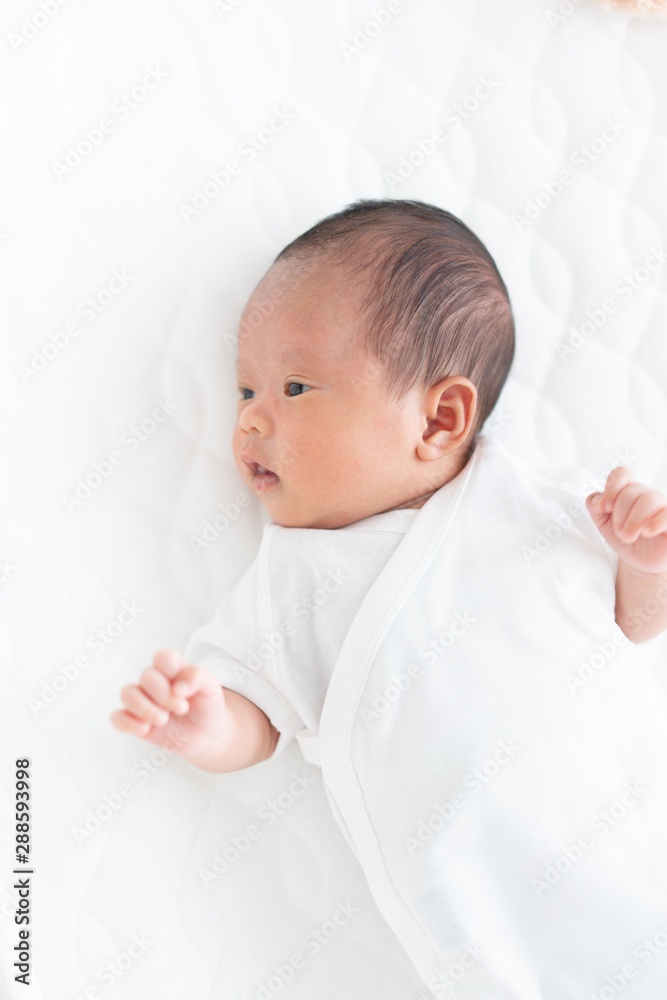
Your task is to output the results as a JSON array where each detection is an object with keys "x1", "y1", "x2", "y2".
[{"x1": 241, "y1": 455, "x2": 280, "y2": 477}]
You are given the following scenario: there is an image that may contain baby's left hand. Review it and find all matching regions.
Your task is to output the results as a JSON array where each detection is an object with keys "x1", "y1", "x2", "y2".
[{"x1": 586, "y1": 467, "x2": 667, "y2": 574}]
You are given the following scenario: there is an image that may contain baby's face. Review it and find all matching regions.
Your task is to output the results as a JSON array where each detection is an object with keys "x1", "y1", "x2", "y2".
[{"x1": 232, "y1": 260, "x2": 434, "y2": 529}]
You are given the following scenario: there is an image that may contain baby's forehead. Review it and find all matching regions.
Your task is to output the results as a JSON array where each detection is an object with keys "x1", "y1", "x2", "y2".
[
  {"x1": 238, "y1": 260, "x2": 367, "y2": 354},
  {"x1": 255, "y1": 256, "x2": 348, "y2": 308},
  {"x1": 235, "y1": 326, "x2": 365, "y2": 375}
]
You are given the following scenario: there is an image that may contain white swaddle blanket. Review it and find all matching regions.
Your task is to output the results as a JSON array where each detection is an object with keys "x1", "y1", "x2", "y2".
[{"x1": 186, "y1": 434, "x2": 667, "y2": 999}]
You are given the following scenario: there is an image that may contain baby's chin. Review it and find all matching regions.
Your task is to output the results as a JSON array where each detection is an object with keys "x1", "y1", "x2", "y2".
[
  {"x1": 264, "y1": 499, "x2": 358, "y2": 531},
  {"x1": 270, "y1": 511, "x2": 348, "y2": 530}
]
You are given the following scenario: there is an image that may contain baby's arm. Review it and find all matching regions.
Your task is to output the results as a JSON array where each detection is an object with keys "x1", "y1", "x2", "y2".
[
  {"x1": 586, "y1": 468, "x2": 667, "y2": 643},
  {"x1": 110, "y1": 649, "x2": 279, "y2": 772}
]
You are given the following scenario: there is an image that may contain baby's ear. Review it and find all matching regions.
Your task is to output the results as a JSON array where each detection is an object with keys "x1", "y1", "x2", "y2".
[{"x1": 595, "y1": 0, "x2": 667, "y2": 16}]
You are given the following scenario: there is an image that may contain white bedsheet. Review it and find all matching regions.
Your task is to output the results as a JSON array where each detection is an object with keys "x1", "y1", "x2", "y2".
[{"x1": 2, "y1": 1, "x2": 667, "y2": 997}]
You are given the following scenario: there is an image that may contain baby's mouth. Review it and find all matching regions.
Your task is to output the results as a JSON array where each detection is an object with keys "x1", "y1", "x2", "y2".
[{"x1": 244, "y1": 459, "x2": 280, "y2": 489}]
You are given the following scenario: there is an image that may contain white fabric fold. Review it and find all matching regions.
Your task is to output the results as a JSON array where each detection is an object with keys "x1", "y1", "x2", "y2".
[{"x1": 185, "y1": 434, "x2": 667, "y2": 997}]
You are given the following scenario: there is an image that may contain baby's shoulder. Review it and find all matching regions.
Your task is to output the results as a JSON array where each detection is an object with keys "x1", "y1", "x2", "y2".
[{"x1": 478, "y1": 436, "x2": 603, "y2": 500}]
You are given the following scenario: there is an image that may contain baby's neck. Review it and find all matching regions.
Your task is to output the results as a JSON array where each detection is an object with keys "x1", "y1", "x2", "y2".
[
  {"x1": 376, "y1": 442, "x2": 477, "y2": 515},
  {"x1": 377, "y1": 487, "x2": 440, "y2": 514}
]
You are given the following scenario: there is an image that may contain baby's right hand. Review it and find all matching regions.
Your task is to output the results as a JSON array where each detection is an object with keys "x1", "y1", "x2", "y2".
[{"x1": 110, "y1": 649, "x2": 233, "y2": 763}]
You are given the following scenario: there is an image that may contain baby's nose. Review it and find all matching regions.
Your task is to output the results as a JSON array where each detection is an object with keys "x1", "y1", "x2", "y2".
[{"x1": 238, "y1": 400, "x2": 272, "y2": 436}]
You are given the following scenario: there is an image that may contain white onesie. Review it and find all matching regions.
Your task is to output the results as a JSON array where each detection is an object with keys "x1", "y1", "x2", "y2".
[
  {"x1": 185, "y1": 434, "x2": 667, "y2": 1000},
  {"x1": 184, "y1": 498, "x2": 421, "y2": 760}
]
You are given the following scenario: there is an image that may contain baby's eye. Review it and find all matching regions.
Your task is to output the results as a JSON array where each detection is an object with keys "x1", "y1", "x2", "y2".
[
  {"x1": 286, "y1": 382, "x2": 311, "y2": 396},
  {"x1": 239, "y1": 387, "x2": 254, "y2": 400}
]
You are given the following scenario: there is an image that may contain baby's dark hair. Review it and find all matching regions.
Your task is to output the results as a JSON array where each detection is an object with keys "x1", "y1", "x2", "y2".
[{"x1": 273, "y1": 198, "x2": 514, "y2": 441}]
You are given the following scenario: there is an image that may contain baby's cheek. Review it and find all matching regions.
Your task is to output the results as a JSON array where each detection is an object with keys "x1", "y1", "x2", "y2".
[{"x1": 231, "y1": 430, "x2": 246, "y2": 469}]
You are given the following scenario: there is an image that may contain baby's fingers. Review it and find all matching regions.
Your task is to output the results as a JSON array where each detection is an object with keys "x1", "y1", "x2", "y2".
[
  {"x1": 110, "y1": 708, "x2": 151, "y2": 738},
  {"x1": 119, "y1": 683, "x2": 170, "y2": 727},
  {"x1": 642, "y1": 506, "x2": 667, "y2": 538},
  {"x1": 598, "y1": 466, "x2": 636, "y2": 512},
  {"x1": 139, "y1": 666, "x2": 189, "y2": 716},
  {"x1": 613, "y1": 487, "x2": 666, "y2": 543},
  {"x1": 171, "y1": 664, "x2": 221, "y2": 702},
  {"x1": 151, "y1": 648, "x2": 186, "y2": 680}
]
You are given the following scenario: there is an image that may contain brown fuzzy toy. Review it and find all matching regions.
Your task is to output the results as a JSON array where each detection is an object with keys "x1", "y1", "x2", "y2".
[{"x1": 596, "y1": 0, "x2": 667, "y2": 14}]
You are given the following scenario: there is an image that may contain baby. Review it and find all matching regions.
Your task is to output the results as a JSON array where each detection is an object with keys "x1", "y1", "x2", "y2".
[
  {"x1": 111, "y1": 197, "x2": 667, "y2": 769},
  {"x1": 110, "y1": 199, "x2": 667, "y2": 995}
]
